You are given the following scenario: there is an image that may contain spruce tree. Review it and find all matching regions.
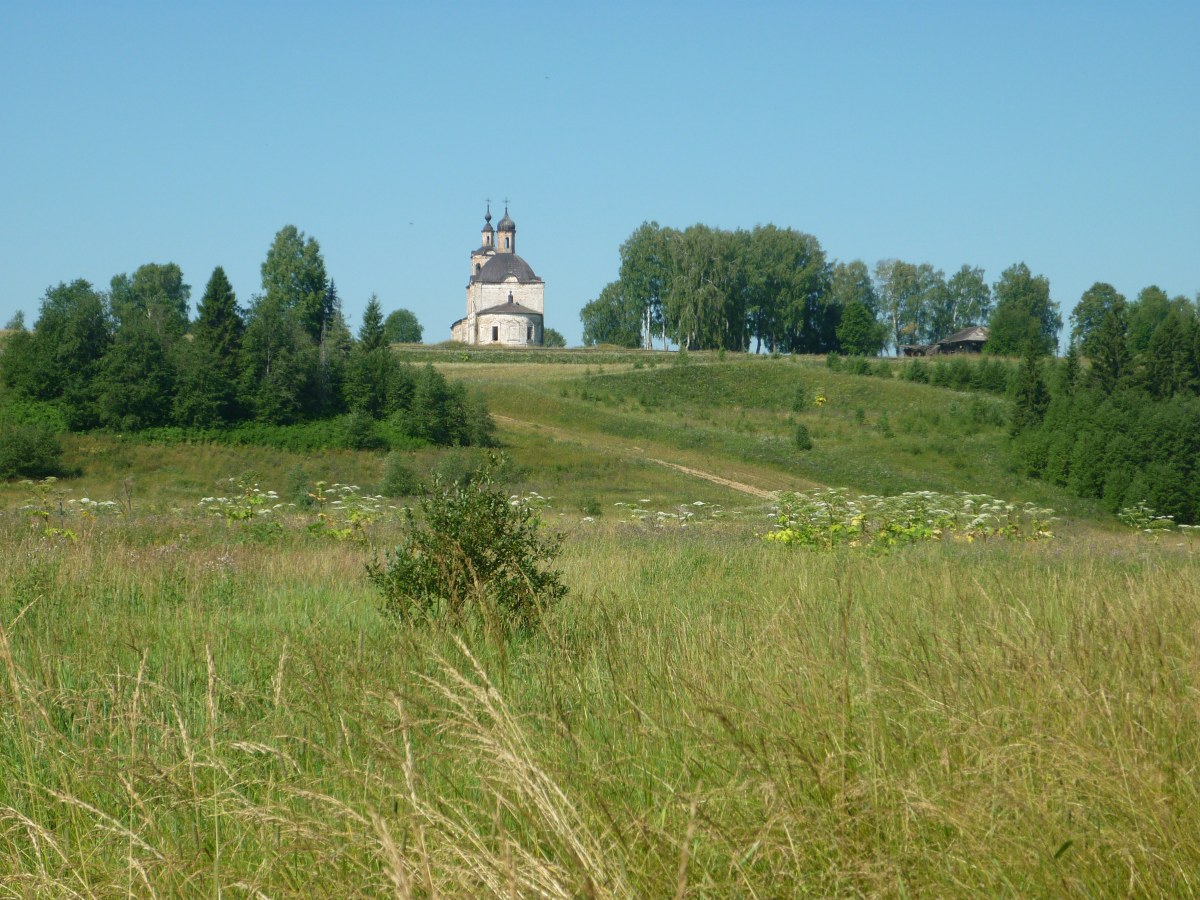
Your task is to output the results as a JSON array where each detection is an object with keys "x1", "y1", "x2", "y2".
[
  {"x1": 343, "y1": 294, "x2": 396, "y2": 418},
  {"x1": 194, "y1": 267, "x2": 243, "y2": 368},
  {"x1": 359, "y1": 293, "x2": 386, "y2": 351},
  {"x1": 187, "y1": 267, "x2": 245, "y2": 424},
  {"x1": 1057, "y1": 341, "x2": 1080, "y2": 397},
  {"x1": 1088, "y1": 298, "x2": 1131, "y2": 395},
  {"x1": 1145, "y1": 312, "x2": 1189, "y2": 398},
  {"x1": 1011, "y1": 341, "x2": 1050, "y2": 435}
]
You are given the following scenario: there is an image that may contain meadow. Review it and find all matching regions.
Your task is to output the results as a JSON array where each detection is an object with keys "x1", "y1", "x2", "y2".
[{"x1": 2, "y1": 352, "x2": 1198, "y2": 897}]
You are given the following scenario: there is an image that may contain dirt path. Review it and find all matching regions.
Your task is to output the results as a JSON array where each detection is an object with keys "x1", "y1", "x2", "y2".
[
  {"x1": 640, "y1": 458, "x2": 776, "y2": 499},
  {"x1": 491, "y1": 414, "x2": 778, "y2": 500}
]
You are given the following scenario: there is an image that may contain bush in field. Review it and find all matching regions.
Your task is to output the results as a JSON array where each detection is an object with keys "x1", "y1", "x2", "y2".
[
  {"x1": 793, "y1": 422, "x2": 813, "y2": 450},
  {"x1": 368, "y1": 462, "x2": 566, "y2": 631},
  {"x1": 379, "y1": 452, "x2": 421, "y2": 497},
  {"x1": 0, "y1": 423, "x2": 65, "y2": 479},
  {"x1": 902, "y1": 359, "x2": 930, "y2": 383},
  {"x1": 341, "y1": 409, "x2": 386, "y2": 450},
  {"x1": 431, "y1": 447, "x2": 489, "y2": 485},
  {"x1": 790, "y1": 382, "x2": 808, "y2": 412},
  {"x1": 843, "y1": 355, "x2": 871, "y2": 376}
]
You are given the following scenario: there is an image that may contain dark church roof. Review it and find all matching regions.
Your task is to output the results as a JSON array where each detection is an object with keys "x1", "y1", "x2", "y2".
[
  {"x1": 476, "y1": 300, "x2": 543, "y2": 318},
  {"x1": 472, "y1": 253, "x2": 541, "y2": 284},
  {"x1": 496, "y1": 210, "x2": 516, "y2": 232}
]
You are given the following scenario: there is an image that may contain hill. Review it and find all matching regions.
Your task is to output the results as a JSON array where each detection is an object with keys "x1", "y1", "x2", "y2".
[{"x1": 1, "y1": 350, "x2": 1094, "y2": 519}]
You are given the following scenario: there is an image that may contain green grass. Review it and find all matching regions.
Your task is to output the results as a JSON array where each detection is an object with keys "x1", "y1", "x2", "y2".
[
  {"x1": 3, "y1": 353, "x2": 1194, "y2": 894},
  {"x1": 3, "y1": 514, "x2": 1199, "y2": 894}
]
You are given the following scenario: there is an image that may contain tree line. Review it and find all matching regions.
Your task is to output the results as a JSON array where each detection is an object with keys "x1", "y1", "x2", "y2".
[
  {"x1": 0, "y1": 226, "x2": 495, "y2": 448},
  {"x1": 580, "y1": 221, "x2": 1069, "y2": 356},
  {"x1": 1012, "y1": 287, "x2": 1200, "y2": 523}
]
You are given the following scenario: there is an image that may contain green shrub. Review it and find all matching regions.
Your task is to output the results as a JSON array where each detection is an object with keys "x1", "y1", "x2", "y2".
[
  {"x1": 793, "y1": 423, "x2": 813, "y2": 451},
  {"x1": 0, "y1": 423, "x2": 66, "y2": 479},
  {"x1": 380, "y1": 452, "x2": 421, "y2": 497},
  {"x1": 342, "y1": 409, "x2": 386, "y2": 451},
  {"x1": 367, "y1": 462, "x2": 566, "y2": 631},
  {"x1": 844, "y1": 356, "x2": 871, "y2": 376},
  {"x1": 0, "y1": 398, "x2": 69, "y2": 431},
  {"x1": 431, "y1": 447, "x2": 493, "y2": 486},
  {"x1": 790, "y1": 382, "x2": 808, "y2": 412},
  {"x1": 903, "y1": 359, "x2": 930, "y2": 383}
]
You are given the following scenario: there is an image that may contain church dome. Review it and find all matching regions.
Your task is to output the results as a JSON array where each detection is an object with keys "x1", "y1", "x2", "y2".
[
  {"x1": 496, "y1": 210, "x2": 516, "y2": 232},
  {"x1": 474, "y1": 253, "x2": 539, "y2": 284}
]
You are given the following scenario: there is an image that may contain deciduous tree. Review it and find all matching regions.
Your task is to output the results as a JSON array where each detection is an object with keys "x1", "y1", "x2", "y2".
[
  {"x1": 109, "y1": 263, "x2": 190, "y2": 345},
  {"x1": 1070, "y1": 282, "x2": 1124, "y2": 358},
  {"x1": 581, "y1": 282, "x2": 642, "y2": 347},
  {"x1": 987, "y1": 263, "x2": 1061, "y2": 356},
  {"x1": 944, "y1": 265, "x2": 991, "y2": 331},
  {"x1": 384, "y1": 308, "x2": 423, "y2": 344},
  {"x1": 261, "y1": 225, "x2": 329, "y2": 342}
]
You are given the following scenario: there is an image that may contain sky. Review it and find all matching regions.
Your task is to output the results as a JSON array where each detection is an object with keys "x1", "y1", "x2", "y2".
[{"x1": 2, "y1": 1, "x2": 1197, "y2": 346}]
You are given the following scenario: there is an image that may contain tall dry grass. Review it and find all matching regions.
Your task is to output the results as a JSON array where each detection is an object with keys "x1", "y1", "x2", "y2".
[{"x1": 2, "y1": 511, "x2": 1199, "y2": 896}]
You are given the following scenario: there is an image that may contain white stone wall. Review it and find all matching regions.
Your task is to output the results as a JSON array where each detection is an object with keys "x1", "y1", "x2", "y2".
[
  {"x1": 477, "y1": 312, "x2": 541, "y2": 345},
  {"x1": 477, "y1": 279, "x2": 543, "y2": 314}
]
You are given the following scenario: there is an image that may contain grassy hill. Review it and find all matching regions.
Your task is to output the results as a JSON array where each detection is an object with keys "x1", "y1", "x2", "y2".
[
  {"x1": 0, "y1": 351, "x2": 1095, "y2": 517},
  {"x1": 3, "y1": 352, "x2": 1197, "y2": 895}
]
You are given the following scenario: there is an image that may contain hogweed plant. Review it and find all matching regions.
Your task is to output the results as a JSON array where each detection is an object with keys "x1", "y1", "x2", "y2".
[
  {"x1": 613, "y1": 498, "x2": 728, "y2": 528},
  {"x1": 306, "y1": 481, "x2": 395, "y2": 542},
  {"x1": 17, "y1": 477, "x2": 120, "y2": 540},
  {"x1": 1116, "y1": 501, "x2": 1200, "y2": 539},
  {"x1": 198, "y1": 476, "x2": 285, "y2": 529},
  {"x1": 765, "y1": 488, "x2": 1056, "y2": 550}
]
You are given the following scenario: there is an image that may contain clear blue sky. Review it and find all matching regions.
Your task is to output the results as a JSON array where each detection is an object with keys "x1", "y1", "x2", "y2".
[{"x1": 2, "y1": 1, "x2": 1197, "y2": 346}]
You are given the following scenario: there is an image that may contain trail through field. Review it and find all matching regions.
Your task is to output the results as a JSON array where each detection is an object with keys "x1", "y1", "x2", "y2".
[
  {"x1": 492, "y1": 414, "x2": 784, "y2": 499},
  {"x1": 641, "y1": 458, "x2": 775, "y2": 499}
]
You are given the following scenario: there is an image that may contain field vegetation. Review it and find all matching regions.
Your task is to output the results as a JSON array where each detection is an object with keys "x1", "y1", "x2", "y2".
[{"x1": 2, "y1": 353, "x2": 1199, "y2": 895}]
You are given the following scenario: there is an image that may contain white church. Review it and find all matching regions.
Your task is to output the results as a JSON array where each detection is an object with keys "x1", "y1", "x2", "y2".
[{"x1": 450, "y1": 205, "x2": 545, "y2": 346}]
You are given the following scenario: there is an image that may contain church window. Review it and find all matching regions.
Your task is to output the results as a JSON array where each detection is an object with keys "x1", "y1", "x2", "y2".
[
  {"x1": 492, "y1": 326, "x2": 499, "y2": 342},
  {"x1": 504, "y1": 236, "x2": 510, "y2": 248},
  {"x1": 475, "y1": 263, "x2": 481, "y2": 274},
  {"x1": 526, "y1": 325, "x2": 532, "y2": 341}
]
